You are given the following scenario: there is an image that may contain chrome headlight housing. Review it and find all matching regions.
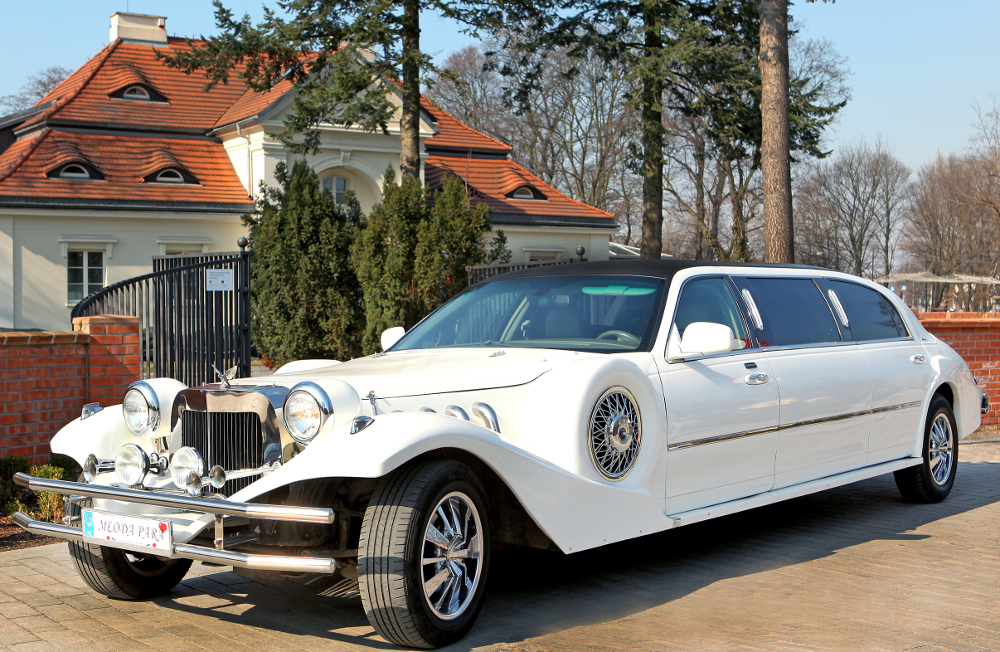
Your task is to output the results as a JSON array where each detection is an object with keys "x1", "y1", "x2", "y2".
[
  {"x1": 122, "y1": 381, "x2": 160, "y2": 436},
  {"x1": 170, "y1": 446, "x2": 205, "y2": 495},
  {"x1": 283, "y1": 382, "x2": 333, "y2": 444},
  {"x1": 114, "y1": 443, "x2": 149, "y2": 486}
]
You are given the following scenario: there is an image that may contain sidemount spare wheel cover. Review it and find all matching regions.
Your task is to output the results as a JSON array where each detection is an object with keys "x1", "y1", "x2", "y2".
[{"x1": 358, "y1": 460, "x2": 491, "y2": 649}]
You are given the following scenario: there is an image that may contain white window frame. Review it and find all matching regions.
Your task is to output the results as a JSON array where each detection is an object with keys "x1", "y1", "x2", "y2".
[
  {"x1": 512, "y1": 187, "x2": 537, "y2": 200},
  {"x1": 59, "y1": 164, "x2": 91, "y2": 179},
  {"x1": 157, "y1": 236, "x2": 213, "y2": 256},
  {"x1": 66, "y1": 250, "x2": 106, "y2": 305},
  {"x1": 522, "y1": 246, "x2": 564, "y2": 262},
  {"x1": 154, "y1": 169, "x2": 186, "y2": 184},
  {"x1": 123, "y1": 86, "x2": 151, "y2": 101},
  {"x1": 59, "y1": 235, "x2": 116, "y2": 260}
]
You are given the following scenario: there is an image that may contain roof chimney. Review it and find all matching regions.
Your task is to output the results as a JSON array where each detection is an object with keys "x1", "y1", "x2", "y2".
[{"x1": 110, "y1": 12, "x2": 168, "y2": 45}]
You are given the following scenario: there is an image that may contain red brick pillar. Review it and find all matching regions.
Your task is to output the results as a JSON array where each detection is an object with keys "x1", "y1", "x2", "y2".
[
  {"x1": 72, "y1": 315, "x2": 141, "y2": 408},
  {"x1": 918, "y1": 312, "x2": 1000, "y2": 427},
  {"x1": 0, "y1": 331, "x2": 90, "y2": 464}
]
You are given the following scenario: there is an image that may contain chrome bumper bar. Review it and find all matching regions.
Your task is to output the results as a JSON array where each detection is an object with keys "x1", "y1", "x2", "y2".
[
  {"x1": 13, "y1": 472, "x2": 334, "y2": 523},
  {"x1": 982, "y1": 390, "x2": 990, "y2": 415},
  {"x1": 12, "y1": 512, "x2": 338, "y2": 574}
]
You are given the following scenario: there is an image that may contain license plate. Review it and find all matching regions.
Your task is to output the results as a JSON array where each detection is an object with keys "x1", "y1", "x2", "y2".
[{"x1": 82, "y1": 509, "x2": 172, "y2": 552}]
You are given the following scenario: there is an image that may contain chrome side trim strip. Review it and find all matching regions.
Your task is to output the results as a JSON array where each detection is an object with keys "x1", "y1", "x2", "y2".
[
  {"x1": 13, "y1": 473, "x2": 334, "y2": 524},
  {"x1": 12, "y1": 512, "x2": 337, "y2": 574},
  {"x1": 668, "y1": 426, "x2": 779, "y2": 451},
  {"x1": 668, "y1": 401, "x2": 924, "y2": 451},
  {"x1": 872, "y1": 401, "x2": 922, "y2": 414}
]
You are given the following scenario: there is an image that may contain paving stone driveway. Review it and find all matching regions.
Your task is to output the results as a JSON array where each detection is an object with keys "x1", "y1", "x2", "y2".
[{"x1": 0, "y1": 443, "x2": 997, "y2": 652}]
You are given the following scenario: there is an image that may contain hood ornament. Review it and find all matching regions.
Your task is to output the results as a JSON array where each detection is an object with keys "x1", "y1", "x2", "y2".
[
  {"x1": 367, "y1": 390, "x2": 378, "y2": 413},
  {"x1": 212, "y1": 364, "x2": 239, "y2": 390}
]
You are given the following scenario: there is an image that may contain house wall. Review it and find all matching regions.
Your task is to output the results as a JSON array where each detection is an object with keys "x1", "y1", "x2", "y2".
[
  {"x1": 495, "y1": 226, "x2": 612, "y2": 263},
  {"x1": 1, "y1": 209, "x2": 247, "y2": 330}
]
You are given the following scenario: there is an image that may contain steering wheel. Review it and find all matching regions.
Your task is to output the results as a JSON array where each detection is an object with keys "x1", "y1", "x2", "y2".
[{"x1": 596, "y1": 330, "x2": 641, "y2": 346}]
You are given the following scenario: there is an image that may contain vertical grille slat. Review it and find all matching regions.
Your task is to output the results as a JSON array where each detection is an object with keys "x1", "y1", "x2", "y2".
[{"x1": 181, "y1": 411, "x2": 263, "y2": 494}]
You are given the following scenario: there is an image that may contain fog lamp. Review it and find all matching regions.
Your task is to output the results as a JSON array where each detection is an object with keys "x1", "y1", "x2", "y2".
[
  {"x1": 170, "y1": 446, "x2": 204, "y2": 495},
  {"x1": 83, "y1": 454, "x2": 99, "y2": 483},
  {"x1": 114, "y1": 444, "x2": 150, "y2": 486}
]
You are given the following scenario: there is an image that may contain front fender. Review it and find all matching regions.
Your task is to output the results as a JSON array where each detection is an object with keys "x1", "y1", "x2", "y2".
[{"x1": 230, "y1": 412, "x2": 673, "y2": 553}]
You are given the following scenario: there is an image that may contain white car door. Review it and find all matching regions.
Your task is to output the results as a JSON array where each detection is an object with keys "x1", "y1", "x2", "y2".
[
  {"x1": 658, "y1": 276, "x2": 780, "y2": 515},
  {"x1": 733, "y1": 276, "x2": 873, "y2": 490},
  {"x1": 827, "y1": 279, "x2": 935, "y2": 464}
]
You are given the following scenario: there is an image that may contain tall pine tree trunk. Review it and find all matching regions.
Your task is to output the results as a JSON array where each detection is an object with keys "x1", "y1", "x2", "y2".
[
  {"x1": 399, "y1": 0, "x2": 421, "y2": 181},
  {"x1": 640, "y1": 7, "x2": 665, "y2": 260},
  {"x1": 759, "y1": 0, "x2": 794, "y2": 263}
]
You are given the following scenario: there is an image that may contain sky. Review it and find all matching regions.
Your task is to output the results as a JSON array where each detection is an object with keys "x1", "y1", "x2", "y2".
[{"x1": 1, "y1": 0, "x2": 998, "y2": 174}]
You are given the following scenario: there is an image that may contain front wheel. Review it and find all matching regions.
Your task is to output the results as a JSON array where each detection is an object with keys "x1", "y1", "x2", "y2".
[
  {"x1": 894, "y1": 394, "x2": 958, "y2": 503},
  {"x1": 359, "y1": 460, "x2": 491, "y2": 648}
]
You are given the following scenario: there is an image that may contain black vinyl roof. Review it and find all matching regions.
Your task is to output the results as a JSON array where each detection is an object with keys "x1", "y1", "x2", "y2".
[{"x1": 492, "y1": 259, "x2": 828, "y2": 284}]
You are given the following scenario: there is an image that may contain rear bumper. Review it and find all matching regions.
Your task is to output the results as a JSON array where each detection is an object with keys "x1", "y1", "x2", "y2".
[
  {"x1": 983, "y1": 390, "x2": 990, "y2": 415},
  {"x1": 13, "y1": 472, "x2": 341, "y2": 575}
]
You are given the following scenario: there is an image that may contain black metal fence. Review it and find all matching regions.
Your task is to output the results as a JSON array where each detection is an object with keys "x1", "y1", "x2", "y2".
[
  {"x1": 466, "y1": 260, "x2": 573, "y2": 286},
  {"x1": 71, "y1": 247, "x2": 252, "y2": 388}
]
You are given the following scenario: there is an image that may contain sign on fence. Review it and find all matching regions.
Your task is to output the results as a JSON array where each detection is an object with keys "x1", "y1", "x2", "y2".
[{"x1": 206, "y1": 269, "x2": 234, "y2": 291}]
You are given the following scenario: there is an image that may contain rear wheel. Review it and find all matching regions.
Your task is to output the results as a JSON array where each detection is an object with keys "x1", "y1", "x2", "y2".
[
  {"x1": 359, "y1": 460, "x2": 491, "y2": 648},
  {"x1": 894, "y1": 394, "x2": 958, "y2": 503},
  {"x1": 66, "y1": 486, "x2": 191, "y2": 600}
]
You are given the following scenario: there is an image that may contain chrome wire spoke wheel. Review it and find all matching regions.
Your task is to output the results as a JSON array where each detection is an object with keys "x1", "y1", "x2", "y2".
[
  {"x1": 589, "y1": 387, "x2": 642, "y2": 480},
  {"x1": 928, "y1": 413, "x2": 954, "y2": 486},
  {"x1": 421, "y1": 491, "x2": 483, "y2": 621}
]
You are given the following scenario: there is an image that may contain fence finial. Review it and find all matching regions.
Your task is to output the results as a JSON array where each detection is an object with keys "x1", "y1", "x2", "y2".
[{"x1": 237, "y1": 236, "x2": 249, "y2": 252}]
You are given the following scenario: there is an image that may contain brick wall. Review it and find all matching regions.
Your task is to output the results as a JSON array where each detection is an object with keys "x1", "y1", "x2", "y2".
[
  {"x1": 0, "y1": 315, "x2": 139, "y2": 464},
  {"x1": 918, "y1": 312, "x2": 1000, "y2": 427}
]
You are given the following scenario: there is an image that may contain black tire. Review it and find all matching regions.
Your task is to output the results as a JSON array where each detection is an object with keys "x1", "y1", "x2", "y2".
[
  {"x1": 894, "y1": 394, "x2": 958, "y2": 503},
  {"x1": 359, "y1": 460, "x2": 491, "y2": 649},
  {"x1": 67, "y1": 489, "x2": 192, "y2": 600}
]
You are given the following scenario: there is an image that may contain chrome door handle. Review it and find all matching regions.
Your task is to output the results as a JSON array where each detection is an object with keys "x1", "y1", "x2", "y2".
[
  {"x1": 744, "y1": 372, "x2": 769, "y2": 385},
  {"x1": 911, "y1": 354, "x2": 926, "y2": 364}
]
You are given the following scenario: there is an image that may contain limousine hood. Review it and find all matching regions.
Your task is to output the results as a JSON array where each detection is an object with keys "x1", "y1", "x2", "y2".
[{"x1": 254, "y1": 349, "x2": 592, "y2": 398}]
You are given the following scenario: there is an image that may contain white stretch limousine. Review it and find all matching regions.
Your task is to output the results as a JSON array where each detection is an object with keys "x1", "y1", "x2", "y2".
[{"x1": 15, "y1": 260, "x2": 987, "y2": 648}]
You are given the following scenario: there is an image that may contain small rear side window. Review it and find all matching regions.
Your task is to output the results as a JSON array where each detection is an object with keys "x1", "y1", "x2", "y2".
[
  {"x1": 739, "y1": 277, "x2": 841, "y2": 347},
  {"x1": 829, "y1": 280, "x2": 908, "y2": 340}
]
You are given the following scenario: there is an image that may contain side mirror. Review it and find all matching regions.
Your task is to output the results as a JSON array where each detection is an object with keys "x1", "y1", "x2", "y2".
[
  {"x1": 380, "y1": 326, "x2": 405, "y2": 352},
  {"x1": 667, "y1": 322, "x2": 735, "y2": 362}
]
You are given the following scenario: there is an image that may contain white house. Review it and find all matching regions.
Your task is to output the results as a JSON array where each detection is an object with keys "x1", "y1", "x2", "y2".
[{"x1": 0, "y1": 13, "x2": 616, "y2": 331}]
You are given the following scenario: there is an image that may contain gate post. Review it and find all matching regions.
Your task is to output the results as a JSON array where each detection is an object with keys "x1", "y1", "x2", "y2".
[{"x1": 237, "y1": 236, "x2": 252, "y2": 379}]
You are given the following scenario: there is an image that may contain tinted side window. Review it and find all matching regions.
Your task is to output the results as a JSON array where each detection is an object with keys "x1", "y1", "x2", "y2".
[
  {"x1": 829, "y1": 280, "x2": 908, "y2": 340},
  {"x1": 741, "y1": 278, "x2": 841, "y2": 347},
  {"x1": 674, "y1": 277, "x2": 750, "y2": 349}
]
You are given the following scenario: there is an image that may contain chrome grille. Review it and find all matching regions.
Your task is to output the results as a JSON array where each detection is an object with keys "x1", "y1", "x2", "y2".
[{"x1": 181, "y1": 411, "x2": 263, "y2": 494}]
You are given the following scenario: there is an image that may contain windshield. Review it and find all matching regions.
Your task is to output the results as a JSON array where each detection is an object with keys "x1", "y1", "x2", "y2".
[{"x1": 393, "y1": 275, "x2": 666, "y2": 353}]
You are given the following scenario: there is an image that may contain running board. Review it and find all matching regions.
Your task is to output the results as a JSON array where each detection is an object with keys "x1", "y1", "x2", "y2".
[{"x1": 667, "y1": 457, "x2": 922, "y2": 529}]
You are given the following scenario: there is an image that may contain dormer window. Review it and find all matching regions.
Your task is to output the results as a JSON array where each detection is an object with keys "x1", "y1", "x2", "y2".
[
  {"x1": 109, "y1": 84, "x2": 168, "y2": 103},
  {"x1": 124, "y1": 86, "x2": 150, "y2": 100},
  {"x1": 47, "y1": 162, "x2": 105, "y2": 181},
  {"x1": 144, "y1": 167, "x2": 198, "y2": 184},
  {"x1": 60, "y1": 165, "x2": 90, "y2": 179},
  {"x1": 509, "y1": 186, "x2": 545, "y2": 200}
]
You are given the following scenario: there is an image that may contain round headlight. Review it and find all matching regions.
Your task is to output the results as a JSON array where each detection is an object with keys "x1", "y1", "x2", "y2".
[
  {"x1": 170, "y1": 446, "x2": 204, "y2": 493},
  {"x1": 122, "y1": 382, "x2": 160, "y2": 436},
  {"x1": 283, "y1": 382, "x2": 333, "y2": 444},
  {"x1": 114, "y1": 444, "x2": 149, "y2": 486}
]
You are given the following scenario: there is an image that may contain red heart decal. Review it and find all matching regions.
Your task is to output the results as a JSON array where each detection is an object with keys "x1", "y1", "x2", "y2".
[
  {"x1": 158, "y1": 522, "x2": 167, "y2": 533},
  {"x1": 106, "y1": 536, "x2": 110, "y2": 540},
  {"x1": 152, "y1": 543, "x2": 156, "y2": 548}
]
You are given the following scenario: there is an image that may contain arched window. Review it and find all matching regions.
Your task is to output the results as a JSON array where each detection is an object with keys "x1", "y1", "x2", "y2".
[
  {"x1": 123, "y1": 86, "x2": 151, "y2": 101},
  {"x1": 155, "y1": 169, "x2": 185, "y2": 184},
  {"x1": 59, "y1": 164, "x2": 91, "y2": 179},
  {"x1": 512, "y1": 186, "x2": 537, "y2": 200},
  {"x1": 322, "y1": 175, "x2": 348, "y2": 204}
]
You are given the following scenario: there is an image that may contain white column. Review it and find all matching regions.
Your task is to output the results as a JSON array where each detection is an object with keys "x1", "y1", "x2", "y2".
[{"x1": 0, "y1": 216, "x2": 13, "y2": 328}]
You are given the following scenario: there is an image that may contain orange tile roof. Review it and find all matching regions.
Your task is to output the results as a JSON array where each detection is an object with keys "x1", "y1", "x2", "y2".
[
  {"x1": 422, "y1": 99, "x2": 512, "y2": 154},
  {"x1": 0, "y1": 130, "x2": 249, "y2": 205},
  {"x1": 213, "y1": 79, "x2": 294, "y2": 129},
  {"x1": 426, "y1": 155, "x2": 614, "y2": 224}
]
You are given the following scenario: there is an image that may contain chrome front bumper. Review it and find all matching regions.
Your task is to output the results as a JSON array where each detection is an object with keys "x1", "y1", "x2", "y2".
[{"x1": 13, "y1": 472, "x2": 341, "y2": 575}]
